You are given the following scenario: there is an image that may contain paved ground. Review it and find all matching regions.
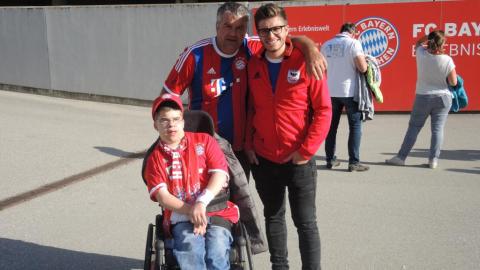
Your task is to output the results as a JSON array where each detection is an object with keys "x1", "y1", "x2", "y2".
[{"x1": 1, "y1": 90, "x2": 479, "y2": 270}]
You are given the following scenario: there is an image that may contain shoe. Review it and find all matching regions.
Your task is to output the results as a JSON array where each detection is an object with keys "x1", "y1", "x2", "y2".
[
  {"x1": 348, "y1": 163, "x2": 369, "y2": 172},
  {"x1": 326, "y1": 159, "x2": 340, "y2": 169},
  {"x1": 385, "y1": 156, "x2": 405, "y2": 166},
  {"x1": 429, "y1": 158, "x2": 438, "y2": 169}
]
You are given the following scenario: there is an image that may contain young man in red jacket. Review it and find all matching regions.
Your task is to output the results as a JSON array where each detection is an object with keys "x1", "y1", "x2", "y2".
[
  {"x1": 144, "y1": 94, "x2": 239, "y2": 270},
  {"x1": 245, "y1": 3, "x2": 332, "y2": 270}
]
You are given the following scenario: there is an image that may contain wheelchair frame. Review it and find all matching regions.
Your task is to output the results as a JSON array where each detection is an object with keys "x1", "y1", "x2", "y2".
[{"x1": 143, "y1": 213, "x2": 254, "y2": 270}]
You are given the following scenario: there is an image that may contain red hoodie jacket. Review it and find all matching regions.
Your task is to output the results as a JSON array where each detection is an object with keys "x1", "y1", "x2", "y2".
[{"x1": 245, "y1": 40, "x2": 332, "y2": 163}]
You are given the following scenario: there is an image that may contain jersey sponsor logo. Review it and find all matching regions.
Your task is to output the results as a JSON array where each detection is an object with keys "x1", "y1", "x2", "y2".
[
  {"x1": 210, "y1": 78, "x2": 227, "y2": 97},
  {"x1": 356, "y1": 17, "x2": 400, "y2": 67},
  {"x1": 235, "y1": 57, "x2": 246, "y2": 70},
  {"x1": 195, "y1": 144, "x2": 205, "y2": 156},
  {"x1": 287, "y1": 69, "x2": 300, "y2": 84},
  {"x1": 207, "y1": 67, "x2": 216, "y2": 75}
]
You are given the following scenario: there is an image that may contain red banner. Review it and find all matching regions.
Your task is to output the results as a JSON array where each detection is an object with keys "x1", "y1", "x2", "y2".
[{"x1": 264, "y1": 0, "x2": 479, "y2": 111}]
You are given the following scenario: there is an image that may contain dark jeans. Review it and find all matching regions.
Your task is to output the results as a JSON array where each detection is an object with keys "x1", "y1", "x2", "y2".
[
  {"x1": 251, "y1": 155, "x2": 321, "y2": 270},
  {"x1": 325, "y1": 97, "x2": 362, "y2": 165}
]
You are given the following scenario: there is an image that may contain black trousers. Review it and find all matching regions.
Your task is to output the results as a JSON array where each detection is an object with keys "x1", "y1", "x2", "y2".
[{"x1": 251, "y1": 155, "x2": 321, "y2": 270}]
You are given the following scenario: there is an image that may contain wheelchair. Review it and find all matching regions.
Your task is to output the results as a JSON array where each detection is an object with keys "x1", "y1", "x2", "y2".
[{"x1": 142, "y1": 110, "x2": 255, "y2": 270}]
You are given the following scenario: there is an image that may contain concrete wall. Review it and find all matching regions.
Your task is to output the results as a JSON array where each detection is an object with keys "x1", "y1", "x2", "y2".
[
  {"x1": 0, "y1": 0, "x2": 428, "y2": 102},
  {"x1": 0, "y1": 3, "x2": 227, "y2": 101},
  {"x1": 0, "y1": 8, "x2": 51, "y2": 89}
]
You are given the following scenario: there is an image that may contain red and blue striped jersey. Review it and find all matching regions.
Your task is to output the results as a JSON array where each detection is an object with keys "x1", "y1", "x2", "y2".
[{"x1": 164, "y1": 36, "x2": 262, "y2": 151}]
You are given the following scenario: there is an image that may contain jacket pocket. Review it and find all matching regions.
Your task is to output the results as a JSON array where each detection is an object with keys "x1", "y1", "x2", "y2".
[{"x1": 440, "y1": 94, "x2": 452, "y2": 108}]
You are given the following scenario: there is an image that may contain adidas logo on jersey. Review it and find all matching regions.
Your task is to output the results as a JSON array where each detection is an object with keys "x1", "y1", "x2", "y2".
[{"x1": 207, "y1": 67, "x2": 216, "y2": 75}]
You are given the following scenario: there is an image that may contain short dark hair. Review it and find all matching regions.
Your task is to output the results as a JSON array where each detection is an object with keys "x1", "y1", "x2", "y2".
[
  {"x1": 340, "y1": 23, "x2": 356, "y2": 34},
  {"x1": 254, "y1": 3, "x2": 287, "y2": 29}
]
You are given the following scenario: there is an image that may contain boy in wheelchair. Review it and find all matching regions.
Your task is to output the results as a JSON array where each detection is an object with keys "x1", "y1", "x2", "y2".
[{"x1": 143, "y1": 94, "x2": 240, "y2": 270}]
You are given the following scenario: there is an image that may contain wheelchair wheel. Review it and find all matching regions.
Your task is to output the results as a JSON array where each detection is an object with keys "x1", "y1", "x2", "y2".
[
  {"x1": 144, "y1": 223, "x2": 154, "y2": 270},
  {"x1": 230, "y1": 222, "x2": 254, "y2": 270}
]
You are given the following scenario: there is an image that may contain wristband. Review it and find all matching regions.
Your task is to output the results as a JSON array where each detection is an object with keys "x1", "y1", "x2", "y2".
[{"x1": 196, "y1": 189, "x2": 214, "y2": 206}]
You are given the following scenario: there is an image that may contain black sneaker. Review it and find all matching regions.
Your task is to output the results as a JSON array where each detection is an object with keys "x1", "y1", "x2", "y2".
[
  {"x1": 326, "y1": 159, "x2": 340, "y2": 169},
  {"x1": 348, "y1": 163, "x2": 369, "y2": 172}
]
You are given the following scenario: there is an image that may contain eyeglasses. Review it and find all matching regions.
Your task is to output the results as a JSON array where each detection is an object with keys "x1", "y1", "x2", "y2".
[
  {"x1": 156, "y1": 117, "x2": 183, "y2": 127},
  {"x1": 257, "y1": 25, "x2": 286, "y2": 37}
]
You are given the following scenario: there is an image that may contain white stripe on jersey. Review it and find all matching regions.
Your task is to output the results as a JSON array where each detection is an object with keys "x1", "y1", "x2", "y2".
[
  {"x1": 208, "y1": 169, "x2": 230, "y2": 181},
  {"x1": 149, "y1": 183, "x2": 167, "y2": 198},
  {"x1": 175, "y1": 38, "x2": 212, "y2": 72},
  {"x1": 163, "y1": 84, "x2": 180, "y2": 96},
  {"x1": 246, "y1": 35, "x2": 260, "y2": 41}
]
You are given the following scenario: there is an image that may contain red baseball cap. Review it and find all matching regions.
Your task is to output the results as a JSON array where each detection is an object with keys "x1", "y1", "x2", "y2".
[{"x1": 151, "y1": 94, "x2": 184, "y2": 119}]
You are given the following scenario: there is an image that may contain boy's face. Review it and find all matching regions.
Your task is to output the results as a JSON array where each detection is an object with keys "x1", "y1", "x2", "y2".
[
  {"x1": 257, "y1": 16, "x2": 288, "y2": 54},
  {"x1": 154, "y1": 108, "x2": 185, "y2": 146}
]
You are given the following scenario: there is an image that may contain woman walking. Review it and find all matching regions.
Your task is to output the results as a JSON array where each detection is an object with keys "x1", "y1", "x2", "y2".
[{"x1": 386, "y1": 30, "x2": 457, "y2": 169}]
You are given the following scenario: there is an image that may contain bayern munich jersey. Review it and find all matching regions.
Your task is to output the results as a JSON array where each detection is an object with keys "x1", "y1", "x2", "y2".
[{"x1": 164, "y1": 36, "x2": 262, "y2": 151}]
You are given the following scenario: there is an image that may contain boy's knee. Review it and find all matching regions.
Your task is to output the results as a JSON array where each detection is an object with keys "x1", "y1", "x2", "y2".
[{"x1": 207, "y1": 225, "x2": 232, "y2": 252}]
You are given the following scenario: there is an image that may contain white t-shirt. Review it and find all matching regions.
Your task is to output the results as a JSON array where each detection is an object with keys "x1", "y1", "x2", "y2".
[
  {"x1": 415, "y1": 46, "x2": 455, "y2": 95},
  {"x1": 321, "y1": 33, "x2": 364, "y2": 97}
]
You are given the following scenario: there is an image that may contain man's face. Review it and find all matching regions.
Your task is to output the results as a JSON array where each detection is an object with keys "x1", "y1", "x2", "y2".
[
  {"x1": 257, "y1": 16, "x2": 288, "y2": 55},
  {"x1": 154, "y1": 108, "x2": 185, "y2": 146},
  {"x1": 216, "y1": 11, "x2": 248, "y2": 55}
]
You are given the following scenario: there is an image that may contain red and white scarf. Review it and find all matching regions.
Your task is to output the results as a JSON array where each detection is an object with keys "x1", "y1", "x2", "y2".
[{"x1": 158, "y1": 137, "x2": 202, "y2": 204}]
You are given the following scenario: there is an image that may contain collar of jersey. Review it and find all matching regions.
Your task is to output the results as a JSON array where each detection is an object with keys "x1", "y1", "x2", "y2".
[
  {"x1": 336, "y1": 33, "x2": 351, "y2": 38},
  {"x1": 212, "y1": 36, "x2": 239, "y2": 58}
]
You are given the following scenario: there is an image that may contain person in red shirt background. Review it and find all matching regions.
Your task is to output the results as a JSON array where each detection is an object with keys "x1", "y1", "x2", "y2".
[
  {"x1": 143, "y1": 94, "x2": 238, "y2": 270},
  {"x1": 245, "y1": 3, "x2": 332, "y2": 270}
]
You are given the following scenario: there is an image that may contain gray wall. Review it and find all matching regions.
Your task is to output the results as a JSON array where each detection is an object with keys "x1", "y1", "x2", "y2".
[
  {"x1": 0, "y1": 0, "x2": 427, "y2": 101},
  {"x1": 0, "y1": 8, "x2": 51, "y2": 89}
]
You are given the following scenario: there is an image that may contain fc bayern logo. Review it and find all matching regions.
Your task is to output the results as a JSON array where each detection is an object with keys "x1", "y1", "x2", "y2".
[
  {"x1": 356, "y1": 17, "x2": 399, "y2": 68},
  {"x1": 235, "y1": 57, "x2": 246, "y2": 70},
  {"x1": 195, "y1": 144, "x2": 205, "y2": 156}
]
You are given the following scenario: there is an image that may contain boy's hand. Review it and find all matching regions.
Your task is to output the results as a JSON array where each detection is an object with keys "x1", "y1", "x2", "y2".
[
  {"x1": 193, "y1": 223, "x2": 207, "y2": 236},
  {"x1": 190, "y1": 202, "x2": 207, "y2": 226}
]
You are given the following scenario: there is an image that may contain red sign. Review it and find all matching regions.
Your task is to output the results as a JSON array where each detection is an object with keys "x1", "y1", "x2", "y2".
[{"x1": 276, "y1": 0, "x2": 479, "y2": 111}]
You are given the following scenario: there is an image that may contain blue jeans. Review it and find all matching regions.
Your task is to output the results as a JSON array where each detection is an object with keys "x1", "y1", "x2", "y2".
[
  {"x1": 397, "y1": 94, "x2": 452, "y2": 161},
  {"x1": 171, "y1": 221, "x2": 233, "y2": 270},
  {"x1": 325, "y1": 97, "x2": 362, "y2": 164},
  {"x1": 251, "y1": 156, "x2": 321, "y2": 270}
]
